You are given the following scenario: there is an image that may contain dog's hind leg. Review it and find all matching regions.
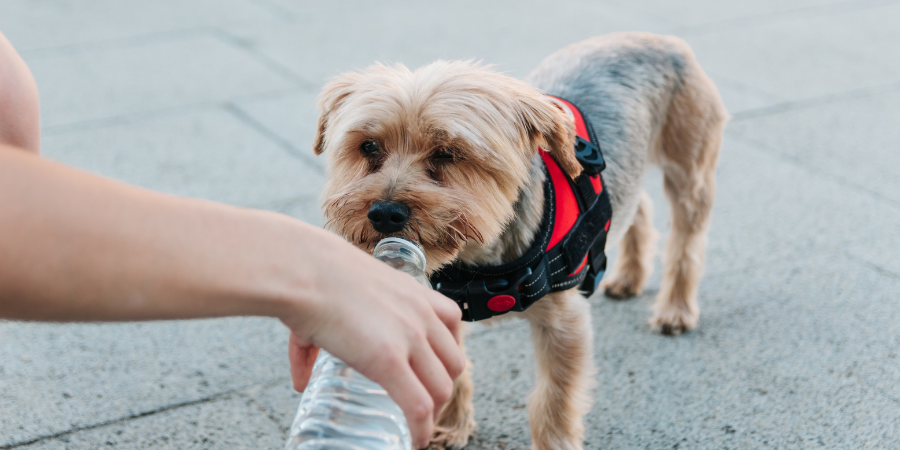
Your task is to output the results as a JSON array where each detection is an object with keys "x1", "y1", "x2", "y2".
[
  {"x1": 524, "y1": 290, "x2": 595, "y2": 450},
  {"x1": 649, "y1": 50, "x2": 727, "y2": 334},
  {"x1": 602, "y1": 191, "x2": 659, "y2": 299}
]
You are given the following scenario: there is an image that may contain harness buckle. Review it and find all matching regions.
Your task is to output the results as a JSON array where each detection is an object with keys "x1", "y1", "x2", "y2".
[
  {"x1": 435, "y1": 267, "x2": 533, "y2": 322},
  {"x1": 574, "y1": 136, "x2": 605, "y2": 175}
]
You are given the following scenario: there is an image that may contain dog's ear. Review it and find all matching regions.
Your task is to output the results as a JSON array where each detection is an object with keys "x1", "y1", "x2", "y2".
[
  {"x1": 313, "y1": 74, "x2": 361, "y2": 155},
  {"x1": 517, "y1": 95, "x2": 582, "y2": 179}
]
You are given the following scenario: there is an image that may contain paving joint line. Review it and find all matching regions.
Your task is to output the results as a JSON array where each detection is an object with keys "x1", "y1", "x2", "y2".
[
  {"x1": 237, "y1": 376, "x2": 295, "y2": 432},
  {"x1": 0, "y1": 377, "x2": 292, "y2": 449},
  {"x1": 223, "y1": 101, "x2": 324, "y2": 173},
  {"x1": 0, "y1": 392, "x2": 233, "y2": 449},
  {"x1": 212, "y1": 28, "x2": 317, "y2": 91},
  {"x1": 673, "y1": 0, "x2": 900, "y2": 36},
  {"x1": 841, "y1": 251, "x2": 900, "y2": 281},
  {"x1": 242, "y1": 0, "x2": 300, "y2": 21},
  {"x1": 730, "y1": 80, "x2": 900, "y2": 122},
  {"x1": 41, "y1": 103, "x2": 217, "y2": 137},
  {"x1": 40, "y1": 87, "x2": 300, "y2": 136},
  {"x1": 19, "y1": 28, "x2": 213, "y2": 60},
  {"x1": 725, "y1": 133, "x2": 900, "y2": 211},
  {"x1": 254, "y1": 193, "x2": 321, "y2": 214},
  {"x1": 709, "y1": 73, "x2": 785, "y2": 105}
]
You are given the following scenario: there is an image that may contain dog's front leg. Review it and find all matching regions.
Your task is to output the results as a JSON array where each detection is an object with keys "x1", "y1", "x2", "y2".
[
  {"x1": 524, "y1": 290, "x2": 595, "y2": 450},
  {"x1": 428, "y1": 331, "x2": 475, "y2": 449}
]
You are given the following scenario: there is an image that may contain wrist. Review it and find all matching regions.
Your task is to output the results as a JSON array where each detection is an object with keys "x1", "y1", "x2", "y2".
[{"x1": 254, "y1": 213, "x2": 345, "y2": 341}]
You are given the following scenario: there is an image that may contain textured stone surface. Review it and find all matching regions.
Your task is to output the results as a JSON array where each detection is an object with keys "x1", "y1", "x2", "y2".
[
  {"x1": 41, "y1": 109, "x2": 324, "y2": 208},
  {"x1": 223, "y1": 0, "x2": 663, "y2": 85},
  {"x1": 0, "y1": 318, "x2": 289, "y2": 446},
  {"x1": 728, "y1": 89, "x2": 900, "y2": 204},
  {"x1": 15, "y1": 394, "x2": 286, "y2": 450},
  {"x1": 26, "y1": 34, "x2": 294, "y2": 128},
  {"x1": 463, "y1": 255, "x2": 900, "y2": 449},
  {"x1": 684, "y1": 3, "x2": 900, "y2": 102},
  {"x1": 0, "y1": 0, "x2": 275, "y2": 52},
  {"x1": 2, "y1": 0, "x2": 899, "y2": 448}
]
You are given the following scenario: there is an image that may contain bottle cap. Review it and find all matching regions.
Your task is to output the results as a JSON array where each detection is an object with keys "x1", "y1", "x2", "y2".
[{"x1": 374, "y1": 237, "x2": 426, "y2": 264}]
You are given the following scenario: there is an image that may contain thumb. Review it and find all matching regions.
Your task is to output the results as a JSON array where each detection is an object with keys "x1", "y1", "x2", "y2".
[{"x1": 288, "y1": 331, "x2": 320, "y2": 392}]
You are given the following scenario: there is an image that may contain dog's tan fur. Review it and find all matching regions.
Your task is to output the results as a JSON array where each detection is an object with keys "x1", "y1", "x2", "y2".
[{"x1": 314, "y1": 32, "x2": 727, "y2": 449}]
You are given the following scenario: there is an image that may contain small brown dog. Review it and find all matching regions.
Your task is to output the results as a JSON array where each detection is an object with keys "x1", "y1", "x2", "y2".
[{"x1": 313, "y1": 32, "x2": 727, "y2": 450}]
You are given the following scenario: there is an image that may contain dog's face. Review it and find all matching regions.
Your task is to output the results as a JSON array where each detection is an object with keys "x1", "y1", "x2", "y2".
[{"x1": 314, "y1": 60, "x2": 581, "y2": 270}]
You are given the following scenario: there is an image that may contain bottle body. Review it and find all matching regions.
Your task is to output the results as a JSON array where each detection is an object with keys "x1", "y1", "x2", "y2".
[{"x1": 285, "y1": 238, "x2": 429, "y2": 450}]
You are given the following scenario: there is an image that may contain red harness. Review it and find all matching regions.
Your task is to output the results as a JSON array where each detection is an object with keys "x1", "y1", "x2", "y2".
[{"x1": 432, "y1": 96, "x2": 612, "y2": 321}]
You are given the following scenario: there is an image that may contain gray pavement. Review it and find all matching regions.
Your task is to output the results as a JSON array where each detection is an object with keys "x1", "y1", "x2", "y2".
[{"x1": 1, "y1": 1, "x2": 899, "y2": 448}]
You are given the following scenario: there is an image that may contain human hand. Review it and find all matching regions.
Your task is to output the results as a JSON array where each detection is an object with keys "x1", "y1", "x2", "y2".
[{"x1": 281, "y1": 236, "x2": 463, "y2": 449}]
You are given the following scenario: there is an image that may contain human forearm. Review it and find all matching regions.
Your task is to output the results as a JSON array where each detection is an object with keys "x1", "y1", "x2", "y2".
[
  {"x1": 0, "y1": 146, "x2": 325, "y2": 322},
  {"x1": 0, "y1": 146, "x2": 466, "y2": 447}
]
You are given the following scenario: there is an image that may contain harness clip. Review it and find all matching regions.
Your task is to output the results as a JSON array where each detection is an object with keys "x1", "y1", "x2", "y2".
[
  {"x1": 435, "y1": 267, "x2": 532, "y2": 322},
  {"x1": 574, "y1": 136, "x2": 605, "y2": 175}
]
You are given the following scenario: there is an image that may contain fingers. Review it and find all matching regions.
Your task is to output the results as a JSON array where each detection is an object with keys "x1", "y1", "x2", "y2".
[
  {"x1": 376, "y1": 363, "x2": 435, "y2": 449},
  {"x1": 424, "y1": 312, "x2": 465, "y2": 382},
  {"x1": 427, "y1": 290, "x2": 463, "y2": 342},
  {"x1": 409, "y1": 337, "x2": 455, "y2": 418},
  {"x1": 288, "y1": 332, "x2": 320, "y2": 392}
]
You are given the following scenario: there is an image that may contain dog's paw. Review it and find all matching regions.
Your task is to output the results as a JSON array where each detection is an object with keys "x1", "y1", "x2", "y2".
[
  {"x1": 601, "y1": 274, "x2": 643, "y2": 299},
  {"x1": 649, "y1": 305, "x2": 698, "y2": 336},
  {"x1": 426, "y1": 420, "x2": 475, "y2": 450},
  {"x1": 530, "y1": 436, "x2": 584, "y2": 450}
]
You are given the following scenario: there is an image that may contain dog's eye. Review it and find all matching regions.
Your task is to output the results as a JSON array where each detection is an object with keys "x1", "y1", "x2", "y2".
[
  {"x1": 433, "y1": 147, "x2": 456, "y2": 162},
  {"x1": 361, "y1": 141, "x2": 380, "y2": 156}
]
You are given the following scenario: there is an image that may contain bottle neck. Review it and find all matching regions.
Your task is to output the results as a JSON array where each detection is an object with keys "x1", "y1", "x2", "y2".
[{"x1": 372, "y1": 238, "x2": 429, "y2": 288}]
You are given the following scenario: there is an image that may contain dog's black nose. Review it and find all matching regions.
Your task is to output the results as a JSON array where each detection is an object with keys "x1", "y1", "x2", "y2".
[{"x1": 367, "y1": 201, "x2": 410, "y2": 234}]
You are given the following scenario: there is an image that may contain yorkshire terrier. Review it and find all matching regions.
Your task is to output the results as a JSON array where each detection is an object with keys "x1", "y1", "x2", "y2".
[{"x1": 313, "y1": 32, "x2": 728, "y2": 450}]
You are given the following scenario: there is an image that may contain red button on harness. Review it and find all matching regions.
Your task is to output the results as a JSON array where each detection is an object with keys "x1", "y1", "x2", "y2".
[{"x1": 486, "y1": 295, "x2": 516, "y2": 312}]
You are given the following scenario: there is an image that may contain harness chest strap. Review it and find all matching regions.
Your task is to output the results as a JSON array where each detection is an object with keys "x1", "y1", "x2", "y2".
[{"x1": 431, "y1": 96, "x2": 613, "y2": 322}]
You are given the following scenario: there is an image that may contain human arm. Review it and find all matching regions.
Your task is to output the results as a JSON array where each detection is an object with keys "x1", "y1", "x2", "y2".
[
  {"x1": 0, "y1": 31, "x2": 40, "y2": 153},
  {"x1": 0, "y1": 146, "x2": 463, "y2": 447}
]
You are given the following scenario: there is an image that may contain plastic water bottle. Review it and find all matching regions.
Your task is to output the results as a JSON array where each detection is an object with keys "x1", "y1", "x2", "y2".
[{"x1": 285, "y1": 237, "x2": 430, "y2": 450}]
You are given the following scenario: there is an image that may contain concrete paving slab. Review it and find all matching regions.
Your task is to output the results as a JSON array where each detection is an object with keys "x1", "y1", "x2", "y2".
[
  {"x1": 15, "y1": 394, "x2": 285, "y2": 450},
  {"x1": 273, "y1": 196, "x2": 325, "y2": 228},
  {"x1": 231, "y1": 89, "x2": 323, "y2": 169},
  {"x1": 705, "y1": 71, "x2": 787, "y2": 115},
  {"x1": 728, "y1": 89, "x2": 900, "y2": 205},
  {"x1": 844, "y1": 234, "x2": 900, "y2": 278},
  {"x1": 26, "y1": 34, "x2": 294, "y2": 128},
  {"x1": 0, "y1": 318, "x2": 288, "y2": 447},
  {"x1": 41, "y1": 108, "x2": 324, "y2": 209},
  {"x1": 223, "y1": 0, "x2": 664, "y2": 86},
  {"x1": 3, "y1": 1, "x2": 900, "y2": 448},
  {"x1": 635, "y1": 137, "x2": 900, "y2": 278},
  {"x1": 462, "y1": 253, "x2": 900, "y2": 449},
  {"x1": 0, "y1": 0, "x2": 276, "y2": 53},
  {"x1": 242, "y1": 382, "x2": 301, "y2": 433},
  {"x1": 684, "y1": 3, "x2": 900, "y2": 102},
  {"x1": 612, "y1": 0, "x2": 845, "y2": 28}
]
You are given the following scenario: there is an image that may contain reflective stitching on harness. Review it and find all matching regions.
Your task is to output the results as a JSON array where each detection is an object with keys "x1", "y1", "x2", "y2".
[
  {"x1": 551, "y1": 265, "x2": 567, "y2": 276},
  {"x1": 523, "y1": 278, "x2": 548, "y2": 299},
  {"x1": 552, "y1": 277, "x2": 583, "y2": 289},
  {"x1": 549, "y1": 253, "x2": 562, "y2": 264},
  {"x1": 524, "y1": 266, "x2": 546, "y2": 288}
]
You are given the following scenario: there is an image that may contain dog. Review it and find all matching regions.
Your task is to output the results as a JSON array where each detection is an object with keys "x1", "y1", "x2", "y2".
[{"x1": 312, "y1": 32, "x2": 728, "y2": 450}]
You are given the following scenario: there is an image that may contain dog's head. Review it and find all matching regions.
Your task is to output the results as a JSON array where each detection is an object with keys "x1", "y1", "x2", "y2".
[{"x1": 314, "y1": 60, "x2": 580, "y2": 270}]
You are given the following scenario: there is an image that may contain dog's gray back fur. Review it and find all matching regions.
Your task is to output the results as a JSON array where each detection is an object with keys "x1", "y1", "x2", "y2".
[{"x1": 525, "y1": 33, "x2": 688, "y2": 246}]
